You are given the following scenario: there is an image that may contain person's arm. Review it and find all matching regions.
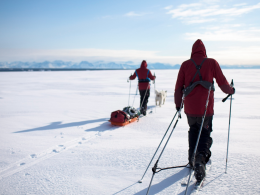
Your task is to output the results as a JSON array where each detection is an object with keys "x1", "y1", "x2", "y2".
[
  {"x1": 213, "y1": 60, "x2": 235, "y2": 94},
  {"x1": 148, "y1": 70, "x2": 156, "y2": 80},
  {"x1": 129, "y1": 71, "x2": 137, "y2": 80},
  {"x1": 174, "y1": 65, "x2": 185, "y2": 109}
]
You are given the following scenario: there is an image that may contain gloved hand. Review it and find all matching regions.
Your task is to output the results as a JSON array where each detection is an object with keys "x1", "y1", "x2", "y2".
[
  {"x1": 176, "y1": 107, "x2": 180, "y2": 111},
  {"x1": 232, "y1": 87, "x2": 235, "y2": 94}
]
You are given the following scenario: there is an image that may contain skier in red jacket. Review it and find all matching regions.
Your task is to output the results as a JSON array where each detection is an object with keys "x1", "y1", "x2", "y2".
[
  {"x1": 129, "y1": 60, "x2": 156, "y2": 116},
  {"x1": 174, "y1": 39, "x2": 235, "y2": 182}
]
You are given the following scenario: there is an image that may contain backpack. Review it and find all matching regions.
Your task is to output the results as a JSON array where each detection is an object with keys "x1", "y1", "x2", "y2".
[
  {"x1": 110, "y1": 110, "x2": 130, "y2": 123},
  {"x1": 123, "y1": 106, "x2": 139, "y2": 118}
]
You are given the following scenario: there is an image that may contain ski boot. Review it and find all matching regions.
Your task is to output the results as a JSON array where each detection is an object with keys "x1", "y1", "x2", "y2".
[
  {"x1": 194, "y1": 153, "x2": 206, "y2": 182},
  {"x1": 140, "y1": 107, "x2": 146, "y2": 116}
]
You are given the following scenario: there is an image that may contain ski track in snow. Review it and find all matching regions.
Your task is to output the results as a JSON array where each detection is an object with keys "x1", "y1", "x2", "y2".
[{"x1": 0, "y1": 126, "x2": 115, "y2": 180}]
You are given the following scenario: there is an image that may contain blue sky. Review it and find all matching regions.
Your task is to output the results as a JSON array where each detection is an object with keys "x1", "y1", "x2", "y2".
[{"x1": 0, "y1": 0, "x2": 260, "y2": 65}]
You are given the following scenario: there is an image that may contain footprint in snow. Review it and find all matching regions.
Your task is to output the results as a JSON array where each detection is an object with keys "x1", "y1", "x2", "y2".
[
  {"x1": 20, "y1": 163, "x2": 25, "y2": 166},
  {"x1": 82, "y1": 137, "x2": 86, "y2": 140},
  {"x1": 58, "y1": 145, "x2": 64, "y2": 147},
  {"x1": 30, "y1": 154, "x2": 37, "y2": 158},
  {"x1": 78, "y1": 142, "x2": 82, "y2": 144},
  {"x1": 52, "y1": 149, "x2": 59, "y2": 153}
]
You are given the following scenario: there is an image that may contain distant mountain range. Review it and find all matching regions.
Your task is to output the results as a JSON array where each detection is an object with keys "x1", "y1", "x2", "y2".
[
  {"x1": 0, "y1": 60, "x2": 180, "y2": 70},
  {"x1": 0, "y1": 60, "x2": 259, "y2": 71}
]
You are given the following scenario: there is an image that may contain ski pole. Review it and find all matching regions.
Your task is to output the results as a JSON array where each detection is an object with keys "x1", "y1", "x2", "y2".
[
  {"x1": 145, "y1": 95, "x2": 185, "y2": 195},
  {"x1": 128, "y1": 78, "x2": 131, "y2": 106},
  {"x1": 153, "y1": 73, "x2": 156, "y2": 113},
  {"x1": 222, "y1": 79, "x2": 234, "y2": 103},
  {"x1": 138, "y1": 110, "x2": 179, "y2": 183},
  {"x1": 146, "y1": 109, "x2": 183, "y2": 194},
  {"x1": 132, "y1": 84, "x2": 138, "y2": 107},
  {"x1": 224, "y1": 79, "x2": 234, "y2": 173},
  {"x1": 185, "y1": 86, "x2": 211, "y2": 195}
]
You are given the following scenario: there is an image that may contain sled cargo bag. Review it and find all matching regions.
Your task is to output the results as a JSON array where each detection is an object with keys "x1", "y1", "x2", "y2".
[
  {"x1": 109, "y1": 110, "x2": 138, "y2": 126},
  {"x1": 110, "y1": 110, "x2": 129, "y2": 123}
]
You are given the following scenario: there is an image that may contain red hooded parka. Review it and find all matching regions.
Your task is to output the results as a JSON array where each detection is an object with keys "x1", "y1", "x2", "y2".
[
  {"x1": 130, "y1": 60, "x2": 156, "y2": 90},
  {"x1": 174, "y1": 39, "x2": 234, "y2": 117}
]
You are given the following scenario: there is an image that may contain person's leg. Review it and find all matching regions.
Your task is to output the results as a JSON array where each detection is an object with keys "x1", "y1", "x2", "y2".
[
  {"x1": 197, "y1": 116, "x2": 213, "y2": 163},
  {"x1": 188, "y1": 116, "x2": 212, "y2": 165},
  {"x1": 187, "y1": 116, "x2": 213, "y2": 181},
  {"x1": 143, "y1": 89, "x2": 150, "y2": 111},
  {"x1": 139, "y1": 89, "x2": 150, "y2": 115},
  {"x1": 139, "y1": 90, "x2": 145, "y2": 114},
  {"x1": 139, "y1": 90, "x2": 144, "y2": 107}
]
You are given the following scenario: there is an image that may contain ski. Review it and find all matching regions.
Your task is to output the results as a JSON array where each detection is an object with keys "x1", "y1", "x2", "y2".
[
  {"x1": 181, "y1": 166, "x2": 194, "y2": 186},
  {"x1": 190, "y1": 159, "x2": 212, "y2": 194},
  {"x1": 173, "y1": 165, "x2": 193, "y2": 195}
]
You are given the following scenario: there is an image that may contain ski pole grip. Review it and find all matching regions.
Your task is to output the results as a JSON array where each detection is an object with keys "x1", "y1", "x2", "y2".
[
  {"x1": 222, "y1": 79, "x2": 234, "y2": 102},
  {"x1": 222, "y1": 94, "x2": 231, "y2": 102}
]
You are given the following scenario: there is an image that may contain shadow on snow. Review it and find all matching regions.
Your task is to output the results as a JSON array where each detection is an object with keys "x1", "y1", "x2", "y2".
[
  {"x1": 134, "y1": 168, "x2": 187, "y2": 195},
  {"x1": 13, "y1": 106, "x2": 156, "y2": 134},
  {"x1": 14, "y1": 118, "x2": 110, "y2": 133}
]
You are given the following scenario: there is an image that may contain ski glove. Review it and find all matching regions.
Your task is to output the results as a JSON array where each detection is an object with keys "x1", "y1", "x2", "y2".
[
  {"x1": 232, "y1": 87, "x2": 235, "y2": 94},
  {"x1": 176, "y1": 107, "x2": 180, "y2": 111}
]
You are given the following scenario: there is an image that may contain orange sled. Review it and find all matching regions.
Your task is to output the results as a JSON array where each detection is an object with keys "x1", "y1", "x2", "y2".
[{"x1": 109, "y1": 117, "x2": 139, "y2": 126}]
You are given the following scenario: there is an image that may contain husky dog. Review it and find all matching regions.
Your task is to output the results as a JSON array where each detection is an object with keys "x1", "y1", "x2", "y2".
[{"x1": 155, "y1": 90, "x2": 167, "y2": 106}]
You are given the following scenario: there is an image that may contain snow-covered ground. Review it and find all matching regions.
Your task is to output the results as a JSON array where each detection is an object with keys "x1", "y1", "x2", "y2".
[{"x1": 0, "y1": 69, "x2": 259, "y2": 195}]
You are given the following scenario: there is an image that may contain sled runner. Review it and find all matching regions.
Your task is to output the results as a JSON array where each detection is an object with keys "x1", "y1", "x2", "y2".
[{"x1": 109, "y1": 116, "x2": 139, "y2": 126}]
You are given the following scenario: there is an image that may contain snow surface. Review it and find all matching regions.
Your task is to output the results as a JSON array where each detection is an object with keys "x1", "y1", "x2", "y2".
[{"x1": 0, "y1": 69, "x2": 260, "y2": 195}]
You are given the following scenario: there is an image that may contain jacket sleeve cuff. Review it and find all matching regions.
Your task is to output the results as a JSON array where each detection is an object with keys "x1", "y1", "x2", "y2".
[{"x1": 174, "y1": 87, "x2": 183, "y2": 107}]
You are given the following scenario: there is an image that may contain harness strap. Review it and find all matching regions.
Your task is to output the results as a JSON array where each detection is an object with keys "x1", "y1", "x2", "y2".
[
  {"x1": 135, "y1": 70, "x2": 139, "y2": 79},
  {"x1": 190, "y1": 58, "x2": 207, "y2": 85},
  {"x1": 182, "y1": 58, "x2": 215, "y2": 97},
  {"x1": 183, "y1": 81, "x2": 214, "y2": 97}
]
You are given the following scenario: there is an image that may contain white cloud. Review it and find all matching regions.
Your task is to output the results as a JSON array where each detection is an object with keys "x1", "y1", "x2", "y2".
[
  {"x1": 185, "y1": 18, "x2": 216, "y2": 24},
  {"x1": 0, "y1": 48, "x2": 186, "y2": 64},
  {"x1": 208, "y1": 46, "x2": 260, "y2": 65},
  {"x1": 234, "y1": 3, "x2": 247, "y2": 7},
  {"x1": 166, "y1": 2, "x2": 260, "y2": 24},
  {"x1": 185, "y1": 28, "x2": 260, "y2": 42},
  {"x1": 125, "y1": 11, "x2": 145, "y2": 17}
]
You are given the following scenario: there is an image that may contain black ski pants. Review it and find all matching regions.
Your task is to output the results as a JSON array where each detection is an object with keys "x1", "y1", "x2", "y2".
[
  {"x1": 139, "y1": 89, "x2": 150, "y2": 110},
  {"x1": 187, "y1": 116, "x2": 213, "y2": 166}
]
